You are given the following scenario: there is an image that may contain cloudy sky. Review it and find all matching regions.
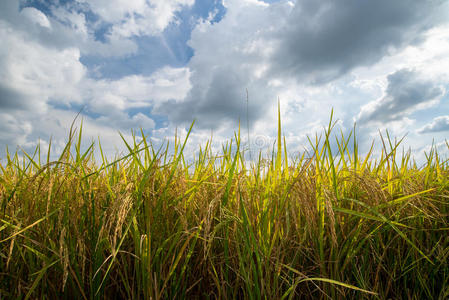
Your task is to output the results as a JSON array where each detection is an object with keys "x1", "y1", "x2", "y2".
[{"x1": 1, "y1": 0, "x2": 449, "y2": 162}]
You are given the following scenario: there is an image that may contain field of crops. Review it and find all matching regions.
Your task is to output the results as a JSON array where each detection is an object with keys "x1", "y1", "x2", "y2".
[{"x1": 1, "y1": 110, "x2": 448, "y2": 299}]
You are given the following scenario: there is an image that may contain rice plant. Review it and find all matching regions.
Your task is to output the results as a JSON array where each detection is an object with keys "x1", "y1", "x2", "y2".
[{"x1": 0, "y1": 107, "x2": 448, "y2": 299}]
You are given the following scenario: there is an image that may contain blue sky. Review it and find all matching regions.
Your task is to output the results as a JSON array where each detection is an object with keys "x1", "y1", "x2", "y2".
[{"x1": 1, "y1": 0, "x2": 449, "y2": 162}]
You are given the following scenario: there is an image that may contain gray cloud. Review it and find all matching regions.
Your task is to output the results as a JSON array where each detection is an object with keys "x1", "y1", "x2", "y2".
[
  {"x1": 157, "y1": 0, "x2": 449, "y2": 131},
  {"x1": 0, "y1": 112, "x2": 32, "y2": 148},
  {"x1": 271, "y1": 0, "x2": 448, "y2": 84},
  {"x1": 418, "y1": 116, "x2": 449, "y2": 133},
  {"x1": 0, "y1": 83, "x2": 29, "y2": 110},
  {"x1": 153, "y1": 0, "x2": 290, "y2": 130},
  {"x1": 156, "y1": 67, "x2": 268, "y2": 129},
  {"x1": 1, "y1": 0, "x2": 449, "y2": 163},
  {"x1": 0, "y1": 0, "x2": 19, "y2": 23},
  {"x1": 357, "y1": 69, "x2": 444, "y2": 123}
]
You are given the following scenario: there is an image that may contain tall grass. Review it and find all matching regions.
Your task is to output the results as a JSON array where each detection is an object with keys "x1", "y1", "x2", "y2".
[{"x1": 1, "y1": 108, "x2": 448, "y2": 299}]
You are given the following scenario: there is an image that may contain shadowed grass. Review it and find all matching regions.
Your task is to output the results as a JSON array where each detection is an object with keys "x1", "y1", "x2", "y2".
[{"x1": 1, "y1": 108, "x2": 448, "y2": 299}]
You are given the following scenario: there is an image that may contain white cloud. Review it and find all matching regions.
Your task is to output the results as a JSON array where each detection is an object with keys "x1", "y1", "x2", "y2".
[
  {"x1": 76, "y1": 0, "x2": 194, "y2": 38},
  {"x1": 418, "y1": 116, "x2": 449, "y2": 133},
  {"x1": 48, "y1": 3, "x2": 139, "y2": 57},
  {"x1": 1, "y1": 0, "x2": 449, "y2": 165},
  {"x1": 0, "y1": 112, "x2": 32, "y2": 147},
  {"x1": 22, "y1": 108, "x2": 146, "y2": 160},
  {"x1": 86, "y1": 66, "x2": 191, "y2": 114},
  {"x1": 76, "y1": 0, "x2": 147, "y2": 23},
  {"x1": 20, "y1": 7, "x2": 51, "y2": 29},
  {"x1": 357, "y1": 69, "x2": 445, "y2": 124},
  {"x1": 0, "y1": 20, "x2": 86, "y2": 111},
  {"x1": 0, "y1": 2, "x2": 192, "y2": 159},
  {"x1": 51, "y1": 6, "x2": 88, "y2": 36},
  {"x1": 156, "y1": 0, "x2": 293, "y2": 129}
]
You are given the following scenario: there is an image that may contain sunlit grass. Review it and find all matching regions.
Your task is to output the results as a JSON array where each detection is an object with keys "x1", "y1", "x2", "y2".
[{"x1": 1, "y1": 106, "x2": 448, "y2": 299}]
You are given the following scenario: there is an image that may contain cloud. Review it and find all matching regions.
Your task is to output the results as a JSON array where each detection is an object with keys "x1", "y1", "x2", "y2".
[
  {"x1": 157, "y1": 66, "x2": 264, "y2": 129},
  {"x1": 0, "y1": 1, "x2": 192, "y2": 156},
  {"x1": 47, "y1": 3, "x2": 140, "y2": 57},
  {"x1": 155, "y1": 0, "x2": 292, "y2": 130},
  {"x1": 156, "y1": 0, "x2": 449, "y2": 132},
  {"x1": 0, "y1": 6, "x2": 190, "y2": 121},
  {"x1": 0, "y1": 0, "x2": 21, "y2": 24},
  {"x1": 76, "y1": 0, "x2": 194, "y2": 38},
  {"x1": 1, "y1": 0, "x2": 449, "y2": 164},
  {"x1": 357, "y1": 69, "x2": 444, "y2": 124},
  {"x1": 0, "y1": 83, "x2": 29, "y2": 110},
  {"x1": 0, "y1": 18, "x2": 87, "y2": 111},
  {"x1": 0, "y1": 0, "x2": 137, "y2": 58},
  {"x1": 86, "y1": 66, "x2": 191, "y2": 114},
  {"x1": 20, "y1": 7, "x2": 51, "y2": 28},
  {"x1": 12, "y1": 108, "x2": 151, "y2": 159},
  {"x1": 0, "y1": 113, "x2": 32, "y2": 148},
  {"x1": 418, "y1": 116, "x2": 449, "y2": 133},
  {"x1": 271, "y1": 0, "x2": 448, "y2": 84},
  {"x1": 95, "y1": 111, "x2": 156, "y2": 132}
]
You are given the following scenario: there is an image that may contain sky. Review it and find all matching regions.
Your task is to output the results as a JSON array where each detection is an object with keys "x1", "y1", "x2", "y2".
[{"x1": 1, "y1": 0, "x2": 449, "y2": 163}]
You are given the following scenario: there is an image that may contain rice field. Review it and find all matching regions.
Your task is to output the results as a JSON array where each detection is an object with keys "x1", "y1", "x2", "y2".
[{"x1": 1, "y1": 108, "x2": 448, "y2": 299}]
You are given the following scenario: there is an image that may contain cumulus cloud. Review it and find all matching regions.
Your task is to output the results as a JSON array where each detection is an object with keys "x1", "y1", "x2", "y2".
[
  {"x1": 47, "y1": 3, "x2": 140, "y2": 57},
  {"x1": 20, "y1": 7, "x2": 51, "y2": 28},
  {"x1": 86, "y1": 66, "x2": 191, "y2": 114},
  {"x1": 0, "y1": 0, "x2": 193, "y2": 157},
  {"x1": 271, "y1": 0, "x2": 448, "y2": 84},
  {"x1": 0, "y1": 18, "x2": 86, "y2": 111},
  {"x1": 158, "y1": 67, "x2": 262, "y2": 129},
  {"x1": 357, "y1": 69, "x2": 444, "y2": 124},
  {"x1": 1, "y1": 0, "x2": 449, "y2": 164},
  {"x1": 155, "y1": 0, "x2": 292, "y2": 129},
  {"x1": 156, "y1": 0, "x2": 449, "y2": 131},
  {"x1": 418, "y1": 116, "x2": 449, "y2": 133},
  {"x1": 76, "y1": 0, "x2": 194, "y2": 38},
  {"x1": 0, "y1": 0, "x2": 137, "y2": 58},
  {"x1": 0, "y1": 113, "x2": 32, "y2": 148}
]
